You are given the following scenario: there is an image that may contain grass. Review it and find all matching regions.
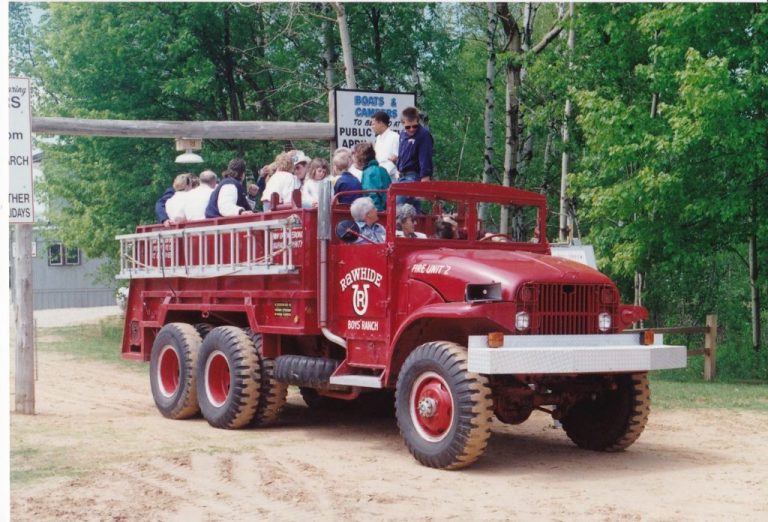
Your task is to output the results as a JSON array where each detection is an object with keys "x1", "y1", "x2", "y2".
[
  {"x1": 650, "y1": 375, "x2": 768, "y2": 411},
  {"x1": 34, "y1": 316, "x2": 142, "y2": 372}
]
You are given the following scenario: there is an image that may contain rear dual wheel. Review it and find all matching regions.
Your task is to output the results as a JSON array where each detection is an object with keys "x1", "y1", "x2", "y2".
[
  {"x1": 395, "y1": 341, "x2": 493, "y2": 470},
  {"x1": 244, "y1": 329, "x2": 288, "y2": 426},
  {"x1": 196, "y1": 326, "x2": 261, "y2": 429},
  {"x1": 149, "y1": 323, "x2": 202, "y2": 419}
]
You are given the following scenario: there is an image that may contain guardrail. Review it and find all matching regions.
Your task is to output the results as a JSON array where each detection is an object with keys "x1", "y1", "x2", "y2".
[{"x1": 628, "y1": 314, "x2": 718, "y2": 381}]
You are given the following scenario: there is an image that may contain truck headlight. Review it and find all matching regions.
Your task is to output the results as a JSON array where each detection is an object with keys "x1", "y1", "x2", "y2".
[
  {"x1": 515, "y1": 311, "x2": 530, "y2": 331},
  {"x1": 598, "y1": 312, "x2": 612, "y2": 332}
]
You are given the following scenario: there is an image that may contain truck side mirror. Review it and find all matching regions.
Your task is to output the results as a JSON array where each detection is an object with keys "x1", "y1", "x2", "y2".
[{"x1": 335, "y1": 220, "x2": 360, "y2": 243}]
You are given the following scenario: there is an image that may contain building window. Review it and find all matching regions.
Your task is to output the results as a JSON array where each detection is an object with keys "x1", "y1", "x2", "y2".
[
  {"x1": 48, "y1": 243, "x2": 81, "y2": 266},
  {"x1": 48, "y1": 243, "x2": 63, "y2": 266},
  {"x1": 65, "y1": 247, "x2": 81, "y2": 265}
]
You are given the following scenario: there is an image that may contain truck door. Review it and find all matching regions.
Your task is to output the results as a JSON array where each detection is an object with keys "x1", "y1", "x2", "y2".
[{"x1": 330, "y1": 240, "x2": 390, "y2": 367}]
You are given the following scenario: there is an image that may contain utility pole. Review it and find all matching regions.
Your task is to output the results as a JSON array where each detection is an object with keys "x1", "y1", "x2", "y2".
[{"x1": 14, "y1": 225, "x2": 35, "y2": 414}]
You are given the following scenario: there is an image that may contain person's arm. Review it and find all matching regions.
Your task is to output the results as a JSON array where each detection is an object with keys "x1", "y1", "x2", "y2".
[
  {"x1": 217, "y1": 184, "x2": 242, "y2": 216},
  {"x1": 387, "y1": 130, "x2": 399, "y2": 163},
  {"x1": 418, "y1": 131, "x2": 434, "y2": 181},
  {"x1": 155, "y1": 187, "x2": 174, "y2": 224}
]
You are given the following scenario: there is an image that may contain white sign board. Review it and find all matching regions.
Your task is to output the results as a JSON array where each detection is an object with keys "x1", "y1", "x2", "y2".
[
  {"x1": 334, "y1": 89, "x2": 416, "y2": 149},
  {"x1": 550, "y1": 245, "x2": 598, "y2": 270},
  {"x1": 9, "y1": 77, "x2": 35, "y2": 223}
]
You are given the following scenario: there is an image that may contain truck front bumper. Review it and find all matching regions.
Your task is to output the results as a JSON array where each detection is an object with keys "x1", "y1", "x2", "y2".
[{"x1": 467, "y1": 333, "x2": 686, "y2": 375}]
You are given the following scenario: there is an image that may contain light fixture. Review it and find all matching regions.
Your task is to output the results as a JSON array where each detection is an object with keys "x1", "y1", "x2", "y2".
[{"x1": 175, "y1": 137, "x2": 203, "y2": 164}]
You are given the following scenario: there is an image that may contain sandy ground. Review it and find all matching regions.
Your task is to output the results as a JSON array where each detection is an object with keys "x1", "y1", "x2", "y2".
[{"x1": 9, "y1": 310, "x2": 768, "y2": 521}]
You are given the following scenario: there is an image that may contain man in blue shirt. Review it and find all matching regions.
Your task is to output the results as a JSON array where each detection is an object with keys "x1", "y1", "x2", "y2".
[
  {"x1": 396, "y1": 106, "x2": 434, "y2": 206},
  {"x1": 350, "y1": 197, "x2": 386, "y2": 243}
]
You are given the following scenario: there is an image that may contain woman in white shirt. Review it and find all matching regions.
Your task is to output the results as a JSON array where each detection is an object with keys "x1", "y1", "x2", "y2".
[
  {"x1": 261, "y1": 152, "x2": 300, "y2": 210},
  {"x1": 165, "y1": 173, "x2": 193, "y2": 223}
]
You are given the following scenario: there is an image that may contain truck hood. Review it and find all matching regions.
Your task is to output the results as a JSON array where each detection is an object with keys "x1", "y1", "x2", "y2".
[{"x1": 405, "y1": 248, "x2": 614, "y2": 302}]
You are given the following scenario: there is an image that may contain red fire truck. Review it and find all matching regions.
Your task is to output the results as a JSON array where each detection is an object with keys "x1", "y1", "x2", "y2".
[{"x1": 117, "y1": 181, "x2": 685, "y2": 469}]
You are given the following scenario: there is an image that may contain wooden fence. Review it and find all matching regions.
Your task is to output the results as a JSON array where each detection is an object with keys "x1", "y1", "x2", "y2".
[{"x1": 629, "y1": 314, "x2": 718, "y2": 381}]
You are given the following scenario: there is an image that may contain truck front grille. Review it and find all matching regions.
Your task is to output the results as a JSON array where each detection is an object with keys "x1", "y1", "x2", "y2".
[{"x1": 518, "y1": 283, "x2": 618, "y2": 335}]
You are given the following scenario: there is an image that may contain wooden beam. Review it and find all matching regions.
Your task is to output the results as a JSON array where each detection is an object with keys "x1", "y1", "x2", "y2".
[
  {"x1": 31, "y1": 117, "x2": 335, "y2": 141},
  {"x1": 626, "y1": 326, "x2": 709, "y2": 335}
]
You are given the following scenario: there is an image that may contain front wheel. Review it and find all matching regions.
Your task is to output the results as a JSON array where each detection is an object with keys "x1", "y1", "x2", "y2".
[
  {"x1": 561, "y1": 372, "x2": 650, "y2": 451},
  {"x1": 395, "y1": 341, "x2": 493, "y2": 470}
]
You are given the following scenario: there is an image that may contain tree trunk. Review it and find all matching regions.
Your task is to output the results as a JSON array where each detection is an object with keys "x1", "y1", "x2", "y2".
[
  {"x1": 558, "y1": 2, "x2": 575, "y2": 242},
  {"x1": 332, "y1": 2, "x2": 356, "y2": 89},
  {"x1": 481, "y1": 2, "x2": 498, "y2": 222},
  {"x1": 369, "y1": 7, "x2": 384, "y2": 91},
  {"x1": 222, "y1": 6, "x2": 241, "y2": 121},
  {"x1": 501, "y1": 59, "x2": 521, "y2": 234},
  {"x1": 749, "y1": 194, "x2": 761, "y2": 351},
  {"x1": 497, "y1": 3, "x2": 522, "y2": 235},
  {"x1": 515, "y1": 3, "x2": 537, "y2": 193},
  {"x1": 323, "y1": 3, "x2": 337, "y2": 150}
]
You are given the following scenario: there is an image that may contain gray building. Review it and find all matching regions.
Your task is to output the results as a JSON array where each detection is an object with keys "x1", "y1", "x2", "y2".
[
  {"x1": 9, "y1": 151, "x2": 118, "y2": 310},
  {"x1": 10, "y1": 228, "x2": 118, "y2": 310}
]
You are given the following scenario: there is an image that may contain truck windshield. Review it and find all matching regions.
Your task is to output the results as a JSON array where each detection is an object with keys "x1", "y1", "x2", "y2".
[
  {"x1": 477, "y1": 202, "x2": 540, "y2": 243},
  {"x1": 393, "y1": 193, "x2": 543, "y2": 245}
]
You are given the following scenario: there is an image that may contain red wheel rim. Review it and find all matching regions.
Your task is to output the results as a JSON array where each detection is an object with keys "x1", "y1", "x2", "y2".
[
  {"x1": 205, "y1": 350, "x2": 230, "y2": 407},
  {"x1": 158, "y1": 345, "x2": 180, "y2": 398},
  {"x1": 409, "y1": 371, "x2": 454, "y2": 442}
]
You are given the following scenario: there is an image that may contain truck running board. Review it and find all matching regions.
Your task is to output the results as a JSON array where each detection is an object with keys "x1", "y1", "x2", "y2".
[{"x1": 328, "y1": 375, "x2": 383, "y2": 389}]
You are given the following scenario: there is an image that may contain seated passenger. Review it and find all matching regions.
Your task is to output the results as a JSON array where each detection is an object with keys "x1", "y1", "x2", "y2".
[
  {"x1": 261, "y1": 152, "x2": 300, "y2": 210},
  {"x1": 165, "y1": 173, "x2": 194, "y2": 224},
  {"x1": 350, "y1": 197, "x2": 386, "y2": 243},
  {"x1": 333, "y1": 150, "x2": 362, "y2": 205},
  {"x1": 184, "y1": 169, "x2": 218, "y2": 221},
  {"x1": 301, "y1": 158, "x2": 330, "y2": 208},
  {"x1": 434, "y1": 215, "x2": 457, "y2": 239},
  {"x1": 205, "y1": 168, "x2": 253, "y2": 218},
  {"x1": 395, "y1": 203, "x2": 426, "y2": 238}
]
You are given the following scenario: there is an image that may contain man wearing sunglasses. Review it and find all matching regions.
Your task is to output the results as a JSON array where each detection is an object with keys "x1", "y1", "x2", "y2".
[{"x1": 396, "y1": 106, "x2": 434, "y2": 206}]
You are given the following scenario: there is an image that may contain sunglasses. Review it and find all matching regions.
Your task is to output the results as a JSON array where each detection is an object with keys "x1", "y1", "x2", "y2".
[{"x1": 402, "y1": 124, "x2": 418, "y2": 130}]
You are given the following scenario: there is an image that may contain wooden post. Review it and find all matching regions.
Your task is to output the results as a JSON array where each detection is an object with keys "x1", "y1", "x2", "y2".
[
  {"x1": 14, "y1": 224, "x2": 35, "y2": 414},
  {"x1": 704, "y1": 314, "x2": 718, "y2": 382}
]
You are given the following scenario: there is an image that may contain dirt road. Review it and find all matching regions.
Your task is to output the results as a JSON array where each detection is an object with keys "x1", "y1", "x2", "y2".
[{"x1": 10, "y1": 317, "x2": 768, "y2": 521}]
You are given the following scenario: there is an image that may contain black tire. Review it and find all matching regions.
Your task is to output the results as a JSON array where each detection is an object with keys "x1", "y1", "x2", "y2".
[
  {"x1": 395, "y1": 341, "x2": 493, "y2": 470},
  {"x1": 149, "y1": 323, "x2": 202, "y2": 419},
  {"x1": 244, "y1": 329, "x2": 288, "y2": 426},
  {"x1": 561, "y1": 372, "x2": 650, "y2": 451},
  {"x1": 194, "y1": 322, "x2": 214, "y2": 339},
  {"x1": 196, "y1": 326, "x2": 261, "y2": 429}
]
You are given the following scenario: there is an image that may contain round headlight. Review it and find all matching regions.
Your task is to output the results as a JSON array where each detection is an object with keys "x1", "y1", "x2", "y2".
[
  {"x1": 598, "y1": 312, "x2": 612, "y2": 332},
  {"x1": 515, "y1": 311, "x2": 530, "y2": 331}
]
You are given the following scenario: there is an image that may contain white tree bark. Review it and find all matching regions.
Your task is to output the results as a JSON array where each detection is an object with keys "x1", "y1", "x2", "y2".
[
  {"x1": 558, "y1": 2, "x2": 575, "y2": 242},
  {"x1": 481, "y1": 2, "x2": 498, "y2": 222},
  {"x1": 332, "y1": 2, "x2": 356, "y2": 89}
]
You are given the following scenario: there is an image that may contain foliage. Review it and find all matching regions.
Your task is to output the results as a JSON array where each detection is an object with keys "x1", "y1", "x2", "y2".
[{"x1": 9, "y1": 2, "x2": 767, "y2": 371}]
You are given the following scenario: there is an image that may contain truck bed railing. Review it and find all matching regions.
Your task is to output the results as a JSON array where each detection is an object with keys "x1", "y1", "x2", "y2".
[{"x1": 116, "y1": 215, "x2": 301, "y2": 279}]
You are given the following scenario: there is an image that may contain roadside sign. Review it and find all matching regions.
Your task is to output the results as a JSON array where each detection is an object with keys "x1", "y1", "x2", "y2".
[
  {"x1": 9, "y1": 77, "x2": 35, "y2": 223},
  {"x1": 334, "y1": 89, "x2": 416, "y2": 149},
  {"x1": 550, "y1": 244, "x2": 598, "y2": 269}
]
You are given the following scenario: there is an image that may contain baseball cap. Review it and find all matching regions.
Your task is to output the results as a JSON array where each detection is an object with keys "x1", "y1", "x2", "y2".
[{"x1": 292, "y1": 151, "x2": 311, "y2": 165}]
